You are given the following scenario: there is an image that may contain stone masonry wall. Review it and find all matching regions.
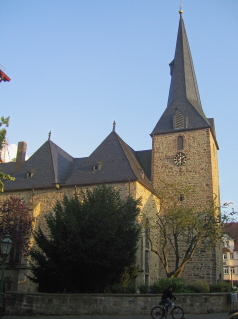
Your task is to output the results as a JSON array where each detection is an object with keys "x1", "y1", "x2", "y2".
[
  {"x1": 0, "y1": 181, "x2": 160, "y2": 293},
  {"x1": 151, "y1": 128, "x2": 222, "y2": 284},
  {"x1": 5, "y1": 292, "x2": 235, "y2": 315},
  {"x1": 135, "y1": 182, "x2": 160, "y2": 286}
]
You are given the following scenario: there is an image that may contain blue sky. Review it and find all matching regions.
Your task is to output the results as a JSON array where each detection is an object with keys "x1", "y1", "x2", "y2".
[{"x1": 1, "y1": 1, "x2": 237, "y2": 214}]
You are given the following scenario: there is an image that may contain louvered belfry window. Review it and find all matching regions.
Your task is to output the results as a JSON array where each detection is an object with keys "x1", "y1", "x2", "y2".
[
  {"x1": 178, "y1": 136, "x2": 183, "y2": 150},
  {"x1": 174, "y1": 111, "x2": 184, "y2": 129}
]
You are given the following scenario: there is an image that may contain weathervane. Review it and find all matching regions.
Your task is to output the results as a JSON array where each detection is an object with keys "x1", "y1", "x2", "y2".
[{"x1": 179, "y1": 0, "x2": 183, "y2": 14}]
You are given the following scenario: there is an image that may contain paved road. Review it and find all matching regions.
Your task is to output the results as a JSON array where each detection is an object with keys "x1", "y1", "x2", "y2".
[{"x1": 4, "y1": 317, "x2": 226, "y2": 319}]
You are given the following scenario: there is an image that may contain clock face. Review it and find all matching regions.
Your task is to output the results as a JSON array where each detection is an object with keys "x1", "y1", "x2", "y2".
[{"x1": 174, "y1": 152, "x2": 187, "y2": 166}]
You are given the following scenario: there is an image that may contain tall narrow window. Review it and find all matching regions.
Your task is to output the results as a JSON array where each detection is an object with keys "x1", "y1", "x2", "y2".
[
  {"x1": 145, "y1": 250, "x2": 150, "y2": 273},
  {"x1": 178, "y1": 136, "x2": 184, "y2": 150}
]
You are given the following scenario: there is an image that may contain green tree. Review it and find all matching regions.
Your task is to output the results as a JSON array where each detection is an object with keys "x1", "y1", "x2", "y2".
[
  {"x1": 29, "y1": 185, "x2": 141, "y2": 293},
  {"x1": 0, "y1": 196, "x2": 35, "y2": 264},
  {"x1": 145, "y1": 181, "x2": 236, "y2": 278},
  {"x1": 0, "y1": 116, "x2": 9, "y2": 147},
  {"x1": 0, "y1": 116, "x2": 15, "y2": 191}
]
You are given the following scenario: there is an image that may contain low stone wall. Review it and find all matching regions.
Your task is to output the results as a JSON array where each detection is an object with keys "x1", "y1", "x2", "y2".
[{"x1": 6, "y1": 292, "x2": 236, "y2": 315}]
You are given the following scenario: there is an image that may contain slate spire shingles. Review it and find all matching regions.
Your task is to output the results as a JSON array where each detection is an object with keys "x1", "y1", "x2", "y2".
[{"x1": 151, "y1": 12, "x2": 215, "y2": 137}]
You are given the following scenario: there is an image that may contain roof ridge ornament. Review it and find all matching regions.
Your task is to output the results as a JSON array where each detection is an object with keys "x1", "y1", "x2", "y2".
[
  {"x1": 48, "y1": 130, "x2": 51, "y2": 140},
  {"x1": 179, "y1": 0, "x2": 183, "y2": 15},
  {"x1": 113, "y1": 121, "x2": 116, "y2": 132}
]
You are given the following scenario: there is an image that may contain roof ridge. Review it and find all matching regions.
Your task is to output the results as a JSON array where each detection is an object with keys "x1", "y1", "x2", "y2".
[
  {"x1": 115, "y1": 132, "x2": 155, "y2": 191},
  {"x1": 114, "y1": 132, "x2": 138, "y2": 181},
  {"x1": 48, "y1": 140, "x2": 59, "y2": 184}
]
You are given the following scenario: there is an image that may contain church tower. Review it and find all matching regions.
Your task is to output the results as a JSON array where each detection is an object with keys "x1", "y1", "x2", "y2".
[{"x1": 151, "y1": 11, "x2": 222, "y2": 283}]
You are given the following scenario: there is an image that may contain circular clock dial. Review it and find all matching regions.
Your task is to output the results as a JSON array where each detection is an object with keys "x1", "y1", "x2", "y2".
[{"x1": 174, "y1": 152, "x2": 187, "y2": 166}]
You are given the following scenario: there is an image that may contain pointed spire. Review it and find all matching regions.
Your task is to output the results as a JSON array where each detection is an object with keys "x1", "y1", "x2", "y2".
[
  {"x1": 167, "y1": 12, "x2": 204, "y2": 114},
  {"x1": 151, "y1": 12, "x2": 212, "y2": 136}
]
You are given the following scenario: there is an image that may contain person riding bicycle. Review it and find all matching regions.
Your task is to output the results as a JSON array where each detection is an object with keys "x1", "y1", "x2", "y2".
[{"x1": 160, "y1": 286, "x2": 176, "y2": 312}]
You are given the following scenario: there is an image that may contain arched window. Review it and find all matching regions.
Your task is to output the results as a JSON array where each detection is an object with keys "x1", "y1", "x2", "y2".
[{"x1": 177, "y1": 136, "x2": 184, "y2": 150}]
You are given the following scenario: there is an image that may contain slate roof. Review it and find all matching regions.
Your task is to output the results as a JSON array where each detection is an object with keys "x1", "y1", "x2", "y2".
[
  {"x1": 2, "y1": 140, "x2": 74, "y2": 190},
  {"x1": 224, "y1": 223, "x2": 238, "y2": 251},
  {"x1": 135, "y1": 150, "x2": 152, "y2": 180},
  {"x1": 151, "y1": 13, "x2": 218, "y2": 148},
  {"x1": 66, "y1": 131, "x2": 154, "y2": 192},
  {"x1": 1, "y1": 13, "x2": 216, "y2": 196},
  {"x1": 1, "y1": 132, "x2": 155, "y2": 194}
]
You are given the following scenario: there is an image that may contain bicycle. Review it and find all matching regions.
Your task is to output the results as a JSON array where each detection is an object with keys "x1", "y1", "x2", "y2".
[{"x1": 150, "y1": 301, "x2": 184, "y2": 319}]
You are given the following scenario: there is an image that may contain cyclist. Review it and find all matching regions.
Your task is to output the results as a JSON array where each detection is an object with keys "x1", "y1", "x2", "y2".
[{"x1": 160, "y1": 286, "x2": 176, "y2": 312}]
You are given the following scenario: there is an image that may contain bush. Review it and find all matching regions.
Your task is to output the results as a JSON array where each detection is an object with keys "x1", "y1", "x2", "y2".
[
  {"x1": 149, "y1": 277, "x2": 187, "y2": 293},
  {"x1": 210, "y1": 281, "x2": 231, "y2": 292},
  {"x1": 106, "y1": 283, "x2": 136, "y2": 294},
  {"x1": 138, "y1": 284, "x2": 149, "y2": 294},
  {"x1": 140, "y1": 278, "x2": 232, "y2": 294},
  {"x1": 189, "y1": 280, "x2": 210, "y2": 293}
]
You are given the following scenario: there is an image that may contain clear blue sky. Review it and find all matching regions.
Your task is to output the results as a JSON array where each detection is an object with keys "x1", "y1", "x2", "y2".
[{"x1": 1, "y1": 1, "x2": 237, "y2": 214}]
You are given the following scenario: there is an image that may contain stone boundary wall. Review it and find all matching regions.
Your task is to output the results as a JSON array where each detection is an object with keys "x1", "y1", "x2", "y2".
[{"x1": 5, "y1": 292, "x2": 237, "y2": 315}]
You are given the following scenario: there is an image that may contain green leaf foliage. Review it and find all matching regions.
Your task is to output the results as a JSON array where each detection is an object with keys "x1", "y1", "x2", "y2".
[
  {"x1": 29, "y1": 185, "x2": 141, "y2": 293},
  {"x1": 149, "y1": 277, "x2": 187, "y2": 293},
  {"x1": 0, "y1": 116, "x2": 9, "y2": 149},
  {"x1": 0, "y1": 116, "x2": 15, "y2": 191},
  {"x1": 0, "y1": 196, "x2": 35, "y2": 263},
  {"x1": 0, "y1": 172, "x2": 15, "y2": 192},
  {"x1": 144, "y1": 180, "x2": 237, "y2": 279}
]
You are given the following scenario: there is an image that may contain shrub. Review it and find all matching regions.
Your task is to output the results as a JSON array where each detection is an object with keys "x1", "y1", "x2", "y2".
[
  {"x1": 106, "y1": 283, "x2": 136, "y2": 294},
  {"x1": 138, "y1": 284, "x2": 149, "y2": 294},
  {"x1": 210, "y1": 281, "x2": 231, "y2": 292},
  {"x1": 150, "y1": 277, "x2": 187, "y2": 293},
  {"x1": 190, "y1": 280, "x2": 210, "y2": 293}
]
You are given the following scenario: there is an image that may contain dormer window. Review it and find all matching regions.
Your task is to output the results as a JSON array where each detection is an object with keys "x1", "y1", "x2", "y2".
[
  {"x1": 92, "y1": 162, "x2": 102, "y2": 172},
  {"x1": 173, "y1": 110, "x2": 187, "y2": 130},
  {"x1": 169, "y1": 60, "x2": 174, "y2": 76},
  {"x1": 26, "y1": 171, "x2": 34, "y2": 178}
]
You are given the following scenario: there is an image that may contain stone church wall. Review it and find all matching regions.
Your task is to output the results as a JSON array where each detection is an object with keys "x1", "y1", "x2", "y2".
[
  {"x1": 151, "y1": 128, "x2": 222, "y2": 284},
  {"x1": 134, "y1": 182, "x2": 160, "y2": 286},
  {"x1": 0, "y1": 181, "x2": 160, "y2": 292}
]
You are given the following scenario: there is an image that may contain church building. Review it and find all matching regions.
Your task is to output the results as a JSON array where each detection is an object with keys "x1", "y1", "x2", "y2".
[{"x1": 0, "y1": 11, "x2": 222, "y2": 292}]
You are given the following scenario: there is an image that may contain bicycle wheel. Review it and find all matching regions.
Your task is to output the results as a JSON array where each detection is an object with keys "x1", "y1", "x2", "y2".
[
  {"x1": 150, "y1": 306, "x2": 164, "y2": 319},
  {"x1": 171, "y1": 306, "x2": 184, "y2": 319}
]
